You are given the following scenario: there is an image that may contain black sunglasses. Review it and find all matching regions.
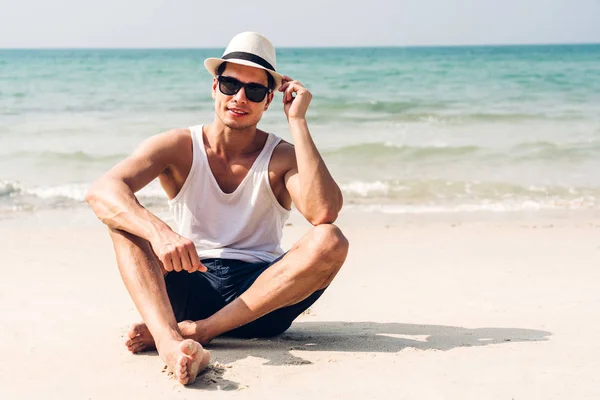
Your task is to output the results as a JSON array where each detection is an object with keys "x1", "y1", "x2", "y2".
[{"x1": 217, "y1": 75, "x2": 271, "y2": 103}]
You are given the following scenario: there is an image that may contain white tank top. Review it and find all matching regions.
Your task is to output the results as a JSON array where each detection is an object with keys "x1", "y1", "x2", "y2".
[{"x1": 168, "y1": 125, "x2": 291, "y2": 263}]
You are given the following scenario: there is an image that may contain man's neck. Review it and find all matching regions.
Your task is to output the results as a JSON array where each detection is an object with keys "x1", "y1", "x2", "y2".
[{"x1": 205, "y1": 119, "x2": 264, "y2": 160}]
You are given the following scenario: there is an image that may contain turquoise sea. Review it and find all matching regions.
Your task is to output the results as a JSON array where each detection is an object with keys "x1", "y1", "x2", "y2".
[{"x1": 1, "y1": 44, "x2": 599, "y2": 217}]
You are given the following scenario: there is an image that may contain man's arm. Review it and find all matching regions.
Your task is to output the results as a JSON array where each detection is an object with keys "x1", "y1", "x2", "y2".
[
  {"x1": 279, "y1": 77, "x2": 343, "y2": 225},
  {"x1": 85, "y1": 129, "x2": 205, "y2": 273}
]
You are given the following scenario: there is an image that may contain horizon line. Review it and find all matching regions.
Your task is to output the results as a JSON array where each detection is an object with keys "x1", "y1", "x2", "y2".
[{"x1": 1, "y1": 41, "x2": 599, "y2": 50}]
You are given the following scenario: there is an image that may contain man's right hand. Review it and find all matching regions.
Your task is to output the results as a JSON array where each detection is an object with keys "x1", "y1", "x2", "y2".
[{"x1": 149, "y1": 230, "x2": 207, "y2": 273}]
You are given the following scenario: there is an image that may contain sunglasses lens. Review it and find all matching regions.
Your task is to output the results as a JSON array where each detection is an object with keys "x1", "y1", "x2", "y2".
[
  {"x1": 218, "y1": 77, "x2": 241, "y2": 96},
  {"x1": 245, "y1": 84, "x2": 269, "y2": 102}
]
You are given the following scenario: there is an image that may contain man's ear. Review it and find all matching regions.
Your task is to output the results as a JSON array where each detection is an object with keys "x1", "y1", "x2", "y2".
[
  {"x1": 263, "y1": 91, "x2": 275, "y2": 111},
  {"x1": 212, "y1": 77, "x2": 218, "y2": 99}
]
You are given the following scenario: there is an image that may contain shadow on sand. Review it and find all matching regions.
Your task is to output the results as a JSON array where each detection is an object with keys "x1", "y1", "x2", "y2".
[{"x1": 188, "y1": 321, "x2": 551, "y2": 390}]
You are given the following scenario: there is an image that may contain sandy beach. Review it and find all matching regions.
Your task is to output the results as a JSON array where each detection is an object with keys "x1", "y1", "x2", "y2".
[{"x1": 1, "y1": 209, "x2": 599, "y2": 399}]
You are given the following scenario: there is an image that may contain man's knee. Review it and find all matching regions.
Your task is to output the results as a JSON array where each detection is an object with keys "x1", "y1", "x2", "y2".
[{"x1": 307, "y1": 224, "x2": 349, "y2": 265}]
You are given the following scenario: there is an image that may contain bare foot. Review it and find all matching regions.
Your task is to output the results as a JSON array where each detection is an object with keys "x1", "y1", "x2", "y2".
[
  {"x1": 126, "y1": 322, "x2": 155, "y2": 353},
  {"x1": 159, "y1": 339, "x2": 210, "y2": 385},
  {"x1": 125, "y1": 321, "x2": 209, "y2": 353}
]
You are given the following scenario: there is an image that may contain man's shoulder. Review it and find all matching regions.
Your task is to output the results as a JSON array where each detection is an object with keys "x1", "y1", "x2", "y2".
[
  {"x1": 272, "y1": 137, "x2": 294, "y2": 156},
  {"x1": 136, "y1": 128, "x2": 193, "y2": 164},
  {"x1": 152, "y1": 128, "x2": 195, "y2": 186},
  {"x1": 264, "y1": 137, "x2": 296, "y2": 182},
  {"x1": 151, "y1": 128, "x2": 193, "y2": 151},
  {"x1": 164, "y1": 127, "x2": 193, "y2": 141},
  {"x1": 271, "y1": 138, "x2": 295, "y2": 167}
]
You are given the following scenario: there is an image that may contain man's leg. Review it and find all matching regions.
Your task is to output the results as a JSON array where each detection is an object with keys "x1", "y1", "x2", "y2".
[
  {"x1": 189, "y1": 223, "x2": 348, "y2": 343},
  {"x1": 108, "y1": 228, "x2": 210, "y2": 384},
  {"x1": 126, "y1": 261, "x2": 225, "y2": 353}
]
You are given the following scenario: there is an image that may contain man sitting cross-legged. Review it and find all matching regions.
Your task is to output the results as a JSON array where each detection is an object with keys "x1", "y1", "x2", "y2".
[{"x1": 86, "y1": 32, "x2": 348, "y2": 385}]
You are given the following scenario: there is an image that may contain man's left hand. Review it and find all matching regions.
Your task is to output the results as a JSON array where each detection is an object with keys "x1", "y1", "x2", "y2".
[{"x1": 279, "y1": 76, "x2": 312, "y2": 121}]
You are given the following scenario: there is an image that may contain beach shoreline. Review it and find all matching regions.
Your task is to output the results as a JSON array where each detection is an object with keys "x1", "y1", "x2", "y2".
[{"x1": 3, "y1": 45, "x2": 600, "y2": 220}]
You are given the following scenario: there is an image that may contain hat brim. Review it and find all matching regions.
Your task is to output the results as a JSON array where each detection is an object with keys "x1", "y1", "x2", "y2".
[{"x1": 204, "y1": 58, "x2": 283, "y2": 91}]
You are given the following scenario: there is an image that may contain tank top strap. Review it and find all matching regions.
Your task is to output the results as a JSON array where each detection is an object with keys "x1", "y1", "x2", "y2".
[
  {"x1": 189, "y1": 125, "x2": 205, "y2": 160},
  {"x1": 254, "y1": 133, "x2": 282, "y2": 174}
]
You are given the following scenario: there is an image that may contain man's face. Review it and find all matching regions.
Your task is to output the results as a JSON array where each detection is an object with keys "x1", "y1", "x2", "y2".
[{"x1": 212, "y1": 63, "x2": 274, "y2": 131}]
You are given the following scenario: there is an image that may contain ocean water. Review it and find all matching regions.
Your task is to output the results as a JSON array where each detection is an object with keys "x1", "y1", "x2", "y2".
[{"x1": 1, "y1": 45, "x2": 599, "y2": 218}]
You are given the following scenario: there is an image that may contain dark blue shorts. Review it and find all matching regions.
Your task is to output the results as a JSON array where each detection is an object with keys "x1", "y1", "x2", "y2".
[{"x1": 164, "y1": 253, "x2": 325, "y2": 339}]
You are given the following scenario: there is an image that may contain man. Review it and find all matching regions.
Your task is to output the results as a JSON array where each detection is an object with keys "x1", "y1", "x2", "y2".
[{"x1": 86, "y1": 32, "x2": 348, "y2": 385}]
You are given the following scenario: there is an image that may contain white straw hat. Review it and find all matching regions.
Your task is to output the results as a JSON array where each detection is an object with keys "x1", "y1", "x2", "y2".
[{"x1": 204, "y1": 32, "x2": 283, "y2": 91}]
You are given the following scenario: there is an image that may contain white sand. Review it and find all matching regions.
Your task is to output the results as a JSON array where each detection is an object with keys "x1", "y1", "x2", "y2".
[{"x1": 1, "y1": 210, "x2": 599, "y2": 399}]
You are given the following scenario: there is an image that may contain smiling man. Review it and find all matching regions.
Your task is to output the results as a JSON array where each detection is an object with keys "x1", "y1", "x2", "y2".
[{"x1": 85, "y1": 32, "x2": 348, "y2": 385}]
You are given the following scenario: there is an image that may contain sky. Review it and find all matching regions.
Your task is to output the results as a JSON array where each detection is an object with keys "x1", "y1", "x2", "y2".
[{"x1": 1, "y1": 0, "x2": 599, "y2": 48}]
